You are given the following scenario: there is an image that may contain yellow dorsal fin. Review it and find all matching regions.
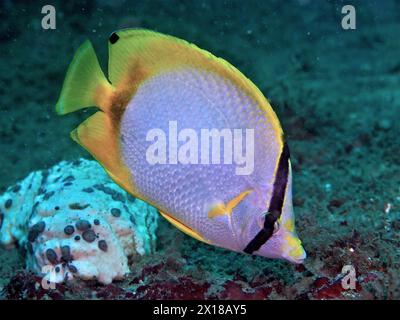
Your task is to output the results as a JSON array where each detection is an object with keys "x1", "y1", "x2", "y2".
[
  {"x1": 208, "y1": 190, "x2": 253, "y2": 219},
  {"x1": 70, "y1": 111, "x2": 136, "y2": 196},
  {"x1": 108, "y1": 29, "x2": 156, "y2": 86},
  {"x1": 106, "y1": 28, "x2": 282, "y2": 140},
  {"x1": 159, "y1": 211, "x2": 210, "y2": 244}
]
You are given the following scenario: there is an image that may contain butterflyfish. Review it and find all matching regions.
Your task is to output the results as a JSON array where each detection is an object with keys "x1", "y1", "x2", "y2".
[{"x1": 55, "y1": 29, "x2": 306, "y2": 263}]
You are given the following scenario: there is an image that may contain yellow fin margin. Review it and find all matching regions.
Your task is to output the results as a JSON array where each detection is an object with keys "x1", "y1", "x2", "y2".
[{"x1": 159, "y1": 211, "x2": 210, "y2": 244}]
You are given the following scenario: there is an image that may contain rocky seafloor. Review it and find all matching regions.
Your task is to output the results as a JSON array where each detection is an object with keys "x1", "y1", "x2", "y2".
[{"x1": 0, "y1": 0, "x2": 399, "y2": 299}]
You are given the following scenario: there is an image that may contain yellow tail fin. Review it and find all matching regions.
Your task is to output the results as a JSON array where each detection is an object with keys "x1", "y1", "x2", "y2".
[
  {"x1": 56, "y1": 40, "x2": 137, "y2": 200},
  {"x1": 55, "y1": 40, "x2": 113, "y2": 115}
]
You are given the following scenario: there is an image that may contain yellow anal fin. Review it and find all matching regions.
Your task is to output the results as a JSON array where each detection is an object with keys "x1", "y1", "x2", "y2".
[
  {"x1": 159, "y1": 211, "x2": 210, "y2": 244},
  {"x1": 71, "y1": 111, "x2": 136, "y2": 197},
  {"x1": 208, "y1": 190, "x2": 253, "y2": 219}
]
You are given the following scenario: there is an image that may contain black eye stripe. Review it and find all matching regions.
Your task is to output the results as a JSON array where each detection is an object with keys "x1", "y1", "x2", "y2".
[{"x1": 243, "y1": 142, "x2": 290, "y2": 254}]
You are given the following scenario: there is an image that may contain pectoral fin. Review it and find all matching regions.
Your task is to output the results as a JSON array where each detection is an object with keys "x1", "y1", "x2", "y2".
[{"x1": 208, "y1": 190, "x2": 253, "y2": 219}]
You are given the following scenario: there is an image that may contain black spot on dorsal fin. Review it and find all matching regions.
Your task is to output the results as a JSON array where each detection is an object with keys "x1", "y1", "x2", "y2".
[{"x1": 109, "y1": 32, "x2": 120, "y2": 44}]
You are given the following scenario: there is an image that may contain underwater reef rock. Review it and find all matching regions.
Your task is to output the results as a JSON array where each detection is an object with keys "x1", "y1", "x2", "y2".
[{"x1": 0, "y1": 159, "x2": 158, "y2": 285}]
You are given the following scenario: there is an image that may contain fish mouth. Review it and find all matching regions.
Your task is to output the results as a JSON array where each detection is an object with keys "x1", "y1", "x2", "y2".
[
  {"x1": 283, "y1": 247, "x2": 306, "y2": 264},
  {"x1": 280, "y1": 232, "x2": 306, "y2": 264}
]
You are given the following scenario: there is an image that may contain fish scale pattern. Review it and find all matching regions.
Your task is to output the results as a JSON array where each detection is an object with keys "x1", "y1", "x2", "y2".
[{"x1": 120, "y1": 67, "x2": 280, "y2": 246}]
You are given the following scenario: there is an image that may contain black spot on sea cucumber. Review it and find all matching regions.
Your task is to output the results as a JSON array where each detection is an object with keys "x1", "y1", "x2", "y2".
[
  {"x1": 40, "y1": 170, "x2": 49, "y2": 187},
  {"x1": 62, "y1": 175, "x2": 75, "y2": 182},
  {"x1": 29, "y1": 201, "x2": 40, "y2": 220},
  {"x1": 64, "y1": 225, "x2": 75, "y2": 235},
  {"x1": 12, "y1": 185, "x2": 21, "y2": 193},
  {"x1": 127, "y1": 195, "x2": 136, "y2": 203},
  {"x1": 55, "y1": 266, "x2": 60, "y2": 273},
  {"x1": 98, "y1": 240, "x2": 108, "y2": 252},
  {"x1": 5, "y1": 199, "x2": 12, "y2": 209},
  {"x1": 111, "y1": 208, "x2": 121, "y2": 218},
  {"x1": 74, "y1": 235, "x2": 81, "y2": 241},
  {"x1": 43, "y1": 191, "x2": 55, "y2": 201},
  {"x1": 75, "y1": 220, "x2": 91, "y2": 231},
  {"x1": 93, "y1": 219, "x2": 100, "y2": 226},
  {"x1": 82, "y1": 187, "x2": 94, "y2": 193},
  {"x1": 69, "y1": 203, "x2": 90, "y2": 210},
  {"x1": 93, "y1": 184, "x2": 125, "y2": 203},
  {"x1": 64, "y1": 182, "x2": 73, "y2": 187},
  {"x1": 46, "y1": 248, "x2": 58, "y2": 265},
  {"x1": 0, "y1": 211, "x2": 4, "y2": 230},
  {"x1": 68, "y1": 264, "x2": 78, "y2": 273},
  {"x1": 33, "y1": 221, "x2": 46, "y2": 233},
  {"x1": 28, "y1": 222, "x2": 46, "y2": 242},
  {"x1": 109, "y1": 32, "x2": 120, "y2": 44},
  {"x1": 55, "y1": 206, "x2": 60, "y2": 211},
  {"x1": 129, "y1": 214, "x2": 136, "y2": 225},
  {"x1": 61, "y1": 245, "x2": 72, "y2": 262},
  {"x1": 112, "y1": 193, "x2": 125, "y2": 202},
  {"x1": 82, "y1": 229, "x2": 96, "y2": 243}
]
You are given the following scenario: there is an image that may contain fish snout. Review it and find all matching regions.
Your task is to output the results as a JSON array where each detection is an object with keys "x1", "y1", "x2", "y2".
[{"x1": 279, "y1": 232, "x2": 306, "y2": 264}]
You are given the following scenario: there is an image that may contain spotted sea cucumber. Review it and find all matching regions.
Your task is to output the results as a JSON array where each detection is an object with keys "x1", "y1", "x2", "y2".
[{"x1": 0, "y1": 159, "x2": 158, "y2": 284}]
